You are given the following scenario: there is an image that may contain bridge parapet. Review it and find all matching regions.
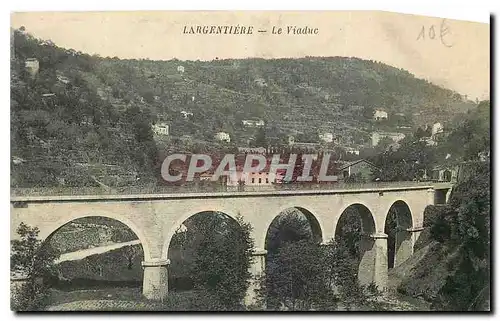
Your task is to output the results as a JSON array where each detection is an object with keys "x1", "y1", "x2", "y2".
[{"x1": 11, "y1": 181, "x2": 449, "y2": 202}]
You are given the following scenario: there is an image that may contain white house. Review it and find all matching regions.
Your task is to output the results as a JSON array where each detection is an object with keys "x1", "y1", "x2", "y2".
[
  {"x1": 214, "y1": 132, "x2": 231, "y2": 143},
  {"x1": 57, "y1": 74, "x2": 70, "y2": 84},
  {"x1": 152, "y1": 122, "x2": 169, "y2": 136},
  {"x1": 371, "y1": 132, "x2": 405, "y2": 147},
  {"x1": 25, "y1": 58, "x2": 39, "y2": 77},
  {"x1": 319, "y1": 133, "x2": 334, "y2": 143},
  {"x1": 242, "y1": 119, "x2": 265, "y2": 127},
  {"x1": 177, "y1": 65, "x2": 185, "y2": 73},
  {"x1": 254, "y1": 78, "x2": 267, "y2": 87},
  {"x1": 345, "y1": 147, "x2": 360, "y2": 156},
  {"x1": 226, "y1": 170, "x2": 277, "y2": 187},
  {"x1": 238, "y1": 147, "x2": 267, "y2": 154},
  {"x1": 432, "y1": 122, "x2": 444, "y2": 137},
  {"x1": 374, "y1": 110, "x2": 388, "y2": 121},
  {"x1": 181, "y1": 111, "x2": 193, "y2": 118}
]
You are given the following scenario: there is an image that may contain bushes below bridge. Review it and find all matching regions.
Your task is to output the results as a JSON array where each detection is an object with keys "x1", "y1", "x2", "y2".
[{"x1": 394, "y1": 162, "x2": 490, "y2": 311}]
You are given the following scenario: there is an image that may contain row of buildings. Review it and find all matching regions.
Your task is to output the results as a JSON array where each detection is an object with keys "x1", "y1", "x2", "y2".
[{"x1": 167, "y1": 153, "x2": 380, "y2": 189}]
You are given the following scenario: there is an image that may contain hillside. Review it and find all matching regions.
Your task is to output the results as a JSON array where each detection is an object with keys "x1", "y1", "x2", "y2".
[{"x1": 10, "y1": 28, "x2": 476, "y2": 188}]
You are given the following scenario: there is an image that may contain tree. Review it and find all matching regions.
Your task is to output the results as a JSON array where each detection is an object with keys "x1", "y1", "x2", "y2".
[
  {"x1": 257, "y1": 238, "x2": 380, "y2": 311},
  {"x1": 121, "y1": 245, "x2": 141, "y2": 270},
  {"x1": 258, "y1": 210, "x2": 380, "y2": 311},
  {"x1": 258, "y1": 240, "x2": 336, "y2": 310},
  {"x1": 371, "y1": 136, "x2": 435, "y2": 181},
  {"x1": 431, "y1": 161, "x2": 490, "y2": 310},
  {"x1": 265, "y1": 210, "x2": 312, "y2": 254},
  {"x1": 11, "y1": 223, "x2": 60, "y2": 311},
  {"x1": 253, "y1": 127, "x2": 267, "y2": 147},
  {"x1": 188, "y1": 213, "x2": 255, "y2": 310}
]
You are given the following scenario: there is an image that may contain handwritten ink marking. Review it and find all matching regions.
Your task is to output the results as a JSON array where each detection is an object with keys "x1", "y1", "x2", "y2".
[
  {"x1": 417, "y1": 19, "x2": 453, "y2": 47},
  {"x1": 429, "y1": 25, "x2": 436, "y2": 39},
  {"x1": 417, "y1": 26, "x2": 425, "y2": 41},
  {"x1": 440, "y1": 19, "x2": 453, "y2": 47}
]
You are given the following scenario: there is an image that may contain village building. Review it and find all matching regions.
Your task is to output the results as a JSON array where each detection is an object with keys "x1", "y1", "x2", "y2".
[
  {"x1": 25, "y1": 58, "x2": 39, "y2": 77},
  {"x1": 214, "y1": 132, "x2": 231, "y2": 143},
  {"x1": 237, "y1": 147, "x2": 267, "y2": 154},
  {"x1": 242, "y1": 119, "x2": 265, "y2": 127},
  {"x1": 431, "y1": 165, "x2": 458, "y2": 182},
  {"x1": 371, "y1": 131, "x2": 406, "y2": 147},
  {"x1": 338, "y1": 159, "x2": 379, "y2": 182},
  {"x1": 287, "y1": 135, "x2": 320, "y2": 152},
  {"x1": 432, "y1": 122, "x2": 444, "y2": 135},
  {"x1": 431, "y1": 122, "x2": 445, "y2": 141},
  {"x1": 319, "y1": 133, "x2": 334, "y2": 143},
  {"x1": 345, "y1": 147, "x2": 360, "y2": 156},
  {"x1": 181, "y1": 111, "x2": 194, "y2": 118},
  {"x1": 420, "y1": 137, "x2": 438, "y2": 146},
  {"x1": 177, "y1": 65, "x2": 185, "y2": 73},
  {"x1": 254, "y1": 78, "x2": 267, "y2": 87},
  {"x1": 373, "y1": 110, "x2": 388, "y2": 120},
  {"x1": 56, "y1": 73, "x2": 70, "y2": 84},
  {"x1": 152, "y1": 122, "x2": 169, "y2": 136}
]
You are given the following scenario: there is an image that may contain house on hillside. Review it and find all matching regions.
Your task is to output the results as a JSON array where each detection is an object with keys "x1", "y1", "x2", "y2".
[
  {"x1": 319, "y1": 133, "x2": 334, "y2": 143},
  {"x1": 371, "y1": 132, "x2": 405, "y2": 147},
  {"x1": 374, "y1": 110, "x2": 388, "y2": 121},
  {"x1": 338, "y1": 159, "x2": 379, "y2": 182},
  {"x1": 288, "y1": 135, "x2": 320, "y2": 150},
  {"x1": 254, "y1": 78, "x2": 267, "y2": 87},
  {"x1": 345, "y1": 147, "x2": 360, "y2": 156},
  {"x1": 246, "y1": 172, "x2": 276, "y2": 186},
  {"x1": 431, "y1": 165, "x2": 458, "y2": 182},
  {"x1": 420, "y1": 137, "x2": 437, "y2": 146},
  {"x1": 242, "y1": 119, "x2": 265, "y2": 127},
  {"x1": 56, "y1": 73, "x2": 70, "y2": 84},
  {"x1": 224, "y1": 161, "x2": 280, "y2": 190},
  {"x1": 12, "y1": 156, "x2": 26, "y2": 165},
  {"x1": 25, "y1": 58, "x2": 39, "y2": 77},
  {"x1": 177, "y1": 65, "x2": 185, "y2": 73},
  {"x1": 431, "y1": 122, "x2": 445, "y2": 139},
  {"x1": 214, "y1": 132, "x2": 231, "y2": 143},
  {"x1": 238, "y1": 147, "x2": 267, "y2": 154},
  {"x1": 152, "y1": 122, "x2": 169, "y2": 136},
  {"x1": 181, "y1": 111, "x2": 193, "y2": 119}
]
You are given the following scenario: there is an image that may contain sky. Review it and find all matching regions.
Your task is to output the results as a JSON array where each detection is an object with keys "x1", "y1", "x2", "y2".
[{"x1": 11, "y1": 11, "x2": 490, "y2": 100}]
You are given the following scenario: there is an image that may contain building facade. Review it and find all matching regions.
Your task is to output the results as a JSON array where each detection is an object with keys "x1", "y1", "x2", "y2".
[
  {"x1": 152, "y1": 123, "x2": 169, "y2": 136},
  {"x1": 214, "y1": 132, "x2": 231, "y2": 143},
  {"x1": 374, "y1": 110, "x2": 388, "y2": 120},
  {"x1": 371, "y1": 132, "x2": 406, "y2": 147}
]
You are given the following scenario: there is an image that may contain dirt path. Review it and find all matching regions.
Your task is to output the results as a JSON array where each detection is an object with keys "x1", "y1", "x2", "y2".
[{"x1": 55, "y1": 240, "x2": 141, "y2": 263}]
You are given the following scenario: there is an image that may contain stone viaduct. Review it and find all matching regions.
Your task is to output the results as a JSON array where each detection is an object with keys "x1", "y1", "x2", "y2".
[{"x1": 10, "y1": 182, "x2": 453, "y2": 303}]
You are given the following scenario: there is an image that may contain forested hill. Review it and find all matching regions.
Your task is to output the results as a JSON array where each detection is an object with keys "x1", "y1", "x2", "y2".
[{"x1": 10, "y1": 28, "x2": 476, "y2": 188}]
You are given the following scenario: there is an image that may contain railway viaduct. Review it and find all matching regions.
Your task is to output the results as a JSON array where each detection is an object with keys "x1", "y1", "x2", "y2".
[{"x1": 11, "y1": 182, "x2": 453, "y2": 302}]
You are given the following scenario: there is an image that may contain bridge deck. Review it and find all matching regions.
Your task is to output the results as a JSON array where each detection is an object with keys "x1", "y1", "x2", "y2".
[{"x1": 11, "y1": 181, "x2": 453, "y2": 202}]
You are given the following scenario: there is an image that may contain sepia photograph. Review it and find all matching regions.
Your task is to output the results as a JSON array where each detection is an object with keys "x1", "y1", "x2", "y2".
[{"x1": 9, "y1": 10, "x2": 490, "y2": 312}]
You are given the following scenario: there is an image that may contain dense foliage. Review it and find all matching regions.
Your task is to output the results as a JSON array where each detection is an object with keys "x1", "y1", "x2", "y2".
[
  {"x1": 257, "y1": 209, "x2": 380, "y2": 311},
  {"x1": 11, "y1": 29, "x2": 158, "y2": 188},
  {"x1": 430, "y1": 161, "x2": 490, "y2": 310},
  {"x1": 168, "y1": 212, "x2": 254, "y2": 310},
  {"x1": 11, "y1": 223, "x2": 60, "y2": 311},
  {"x1": 395, "y1": 101, "x2": 490, "y2": 311}
]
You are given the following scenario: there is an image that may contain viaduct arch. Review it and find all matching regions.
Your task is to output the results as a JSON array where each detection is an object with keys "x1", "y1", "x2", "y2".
[{"x1": 11, "y1": 183, "x2": 451, "y2": 302}]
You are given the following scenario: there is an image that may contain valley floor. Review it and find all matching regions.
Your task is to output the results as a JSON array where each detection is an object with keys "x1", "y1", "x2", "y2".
[{"x1": 43, "y1": 286, "x2": 430, "y2": 311}]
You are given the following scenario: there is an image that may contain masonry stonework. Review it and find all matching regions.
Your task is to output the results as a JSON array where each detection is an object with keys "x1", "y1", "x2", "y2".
[{"x1": 11, "y1": 184, "x2": 451, "y2": 301}]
